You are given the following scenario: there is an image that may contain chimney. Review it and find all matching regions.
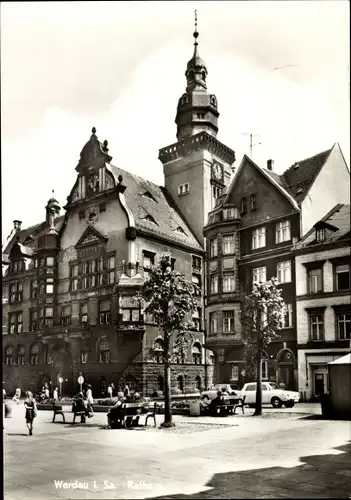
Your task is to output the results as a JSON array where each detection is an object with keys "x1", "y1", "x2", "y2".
[
  {"x1": 267, "y1": 159, "x2": 274, "y2": 171},
  {"x1": 13, "y1": 220, "x2": 22, "y2": 230}
]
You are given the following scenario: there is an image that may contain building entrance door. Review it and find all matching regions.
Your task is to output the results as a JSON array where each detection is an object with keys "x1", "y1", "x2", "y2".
[
  {"x1": 278, "y1": 366, "x2": 294, "y2": 389},
  {"x1": 314, "y1": 372, "x2": 325, "y2": 397}
]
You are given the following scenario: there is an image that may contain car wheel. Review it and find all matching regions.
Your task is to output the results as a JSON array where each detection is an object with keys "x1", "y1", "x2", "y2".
[
  {"x1": 271, "y1": 397, "x2": 282, "y2": 409},
  {"x1": 284, "y1": 401, "x2": 294, "y2": 408}
]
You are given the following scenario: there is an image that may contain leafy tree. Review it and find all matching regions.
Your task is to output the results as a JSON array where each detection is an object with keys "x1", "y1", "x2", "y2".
[
  {"x1": 241, "y1": 278, "x2": 285, "y2": 416},
  {"x1": 138, "y1": 253, "x2": 198, "y2": 427}
]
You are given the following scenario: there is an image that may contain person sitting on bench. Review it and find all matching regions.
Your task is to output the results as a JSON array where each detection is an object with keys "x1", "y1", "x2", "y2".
[
  {"x1": 107, "y1": 398, "x2": 124, "y2": 427},
  {"x1": 210, "y1": 391, "x2": 224, "y2": 416},
  {"x1": 72, "y1": 393, "x2": 90, "y2": 422}
]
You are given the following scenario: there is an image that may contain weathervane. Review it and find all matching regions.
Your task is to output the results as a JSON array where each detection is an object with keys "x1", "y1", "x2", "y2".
[{"x1": 193, "y1": 9, "x2": 199, "y2": 45}]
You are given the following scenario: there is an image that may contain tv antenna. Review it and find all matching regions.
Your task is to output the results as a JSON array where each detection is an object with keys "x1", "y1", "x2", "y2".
[{"x1": 242, "y1": 133, "x2": 262, "y2": 158}]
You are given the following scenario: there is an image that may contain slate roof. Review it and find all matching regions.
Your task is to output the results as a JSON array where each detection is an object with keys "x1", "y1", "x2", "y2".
[
  {"x1": 108, "y1": 164, "x2": 203, "y2": 252},
  {"x1": 281, "y1": 148, "x2": 332, "y2": 203},
  {"x1": 2, "y1": 216, "x2": 65, "y2": 257},
  {"x1": 294, "y1": 203, "x2": 350, "y2": 249}
]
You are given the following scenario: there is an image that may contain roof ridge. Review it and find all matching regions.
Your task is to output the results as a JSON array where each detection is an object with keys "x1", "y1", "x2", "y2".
[
  {"x1": 110, "y1": 162, "x2": 163, "y2": 191},
  {"x1": 284, "y1": 147, "x2": 332, "y2": 174}
]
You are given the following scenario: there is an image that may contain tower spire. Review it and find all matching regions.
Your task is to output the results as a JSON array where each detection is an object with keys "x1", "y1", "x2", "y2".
[
  {"x1": 174, "y1": 10, "x2": 219, "y2": 141},
  {"x1": 192, "y1": 9, "x2": 200, "y2": 58},
  {"x1": 194, "y1": 9, "x2": 198, "y2": 45}
]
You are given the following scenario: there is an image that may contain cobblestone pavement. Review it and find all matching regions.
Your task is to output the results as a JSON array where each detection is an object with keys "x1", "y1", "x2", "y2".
[{"x1": 4, "y1": 402, "x2": 351, "y2": 499}]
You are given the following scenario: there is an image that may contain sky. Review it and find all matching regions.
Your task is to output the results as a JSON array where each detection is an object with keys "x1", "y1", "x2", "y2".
[{"x1": 1, "y1": 1, "x2": 350, "y2": 241}]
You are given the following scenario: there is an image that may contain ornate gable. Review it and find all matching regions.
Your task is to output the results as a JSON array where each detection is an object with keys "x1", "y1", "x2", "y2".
[
  {"x1": 76, "y1": 127, "x2": 112, "y2": 174},
  {"x1": 75, "y1": 225, "x2": 108, "y2": 249}
]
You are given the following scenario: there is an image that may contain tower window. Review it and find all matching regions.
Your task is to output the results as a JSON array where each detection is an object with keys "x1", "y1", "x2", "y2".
[
  {"x1": 178, "y1": 183, "x2": 190, "y2": 196},
  {"x1": 182, "y1": 95, "x2": 188, "y2": 105},
  {"x1": 196, "y1": 113, "x2": 205, "y2": 119},
  {"x1": 210, "y1": 95, "x2": 217, "y2": 106}
]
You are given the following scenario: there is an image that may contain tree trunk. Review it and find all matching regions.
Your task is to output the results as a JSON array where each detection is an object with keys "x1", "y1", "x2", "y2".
[
  {"x1": 162, "y1": 334, "x2": 174, "y2": 427},
  {"x1": 254, "y1": 341, "x2": 262, "y2": 416}
]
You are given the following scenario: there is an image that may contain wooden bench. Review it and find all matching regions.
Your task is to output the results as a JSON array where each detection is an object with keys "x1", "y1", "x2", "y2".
[
  {"x1": 108, "y1": 402, "x2": 157, "y2": 429},
  {"x1": 202, "y1": 396, "x2": 246, "y2": 417},
  {"x1": 228, "y1": 396, "x2": 246, "y2": 415},
  {"x1": 52, "y1": 402, "x2": 90, "y2": 424}
]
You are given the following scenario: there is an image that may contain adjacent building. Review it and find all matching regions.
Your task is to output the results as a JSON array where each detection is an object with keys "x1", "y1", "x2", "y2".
[
  {"x1": 204, "y1": 149, "x2": 350, "y2": 391},
  {"x1": 294, "y1": 204, "x2": 350, "y2": 401}
]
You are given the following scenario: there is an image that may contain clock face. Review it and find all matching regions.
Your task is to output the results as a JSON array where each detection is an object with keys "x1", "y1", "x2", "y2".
[
  {"x1": 213, "y1": 163, "x2": 223, "y2": 181},
  {"x1": 88, "y1": 174, "x2": 99, "y2": 191}
]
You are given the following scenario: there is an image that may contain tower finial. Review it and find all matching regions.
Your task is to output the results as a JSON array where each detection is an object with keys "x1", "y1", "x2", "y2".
[
  {"x1": 193, "y1": 9, "x2": 199, "y2": 45},
  {"x1": 92, "y1": 127, "x2": 96, "y2": 135}
]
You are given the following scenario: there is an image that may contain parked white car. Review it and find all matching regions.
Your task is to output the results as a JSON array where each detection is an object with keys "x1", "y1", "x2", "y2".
[{"x1": 240, "y1": 382, "x2": 300, "y2": 408}]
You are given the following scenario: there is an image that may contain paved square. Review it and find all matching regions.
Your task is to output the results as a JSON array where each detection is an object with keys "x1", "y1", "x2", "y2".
[{"x1": 4, "y1": 403, "x2": 351, "y2": 499}]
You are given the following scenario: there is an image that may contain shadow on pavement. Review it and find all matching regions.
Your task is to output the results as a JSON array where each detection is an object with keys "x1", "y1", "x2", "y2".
[
  {"x1": 6, "y1": 433, "x2": 29, "y2": 436},
  {"x1": 150, "y1": 441, "x2": 351, "y2": 499}
]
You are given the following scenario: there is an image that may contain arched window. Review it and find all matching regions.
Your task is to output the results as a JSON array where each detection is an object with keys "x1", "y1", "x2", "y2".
[
  {"x1": 177, "y1": 375, "x2": 184, "y2": 392},
  {"x1": 99, "y1": 338, "x2": 110, "y2": 363},
  {"x1": 210, "y1": 95, "x2": 217, "y2": 106},
  {"x1": 157, "y1": 375, "x2": 164, "y2": 392},
  {"x1": 195, "y1": 375, "x2": 202, "y2": 392},
  {"x1": 182, "y1": 95, "x2": 188, "y2": 105},
  {"x1": 17, "y1": 345, "x2": 25, "y2": 365},
  {"x1": 30, "y1": 343, "x2": 40, "y2": 365},
  {"x1": 153, "y1": 338, "x2": 164, "y2": 363},
  {"x1": 4, "y1": 346, "x2": 14, "y2": 366},
  {"x1": 192, "y1": 342, "x2": 202, "y2": 365}
]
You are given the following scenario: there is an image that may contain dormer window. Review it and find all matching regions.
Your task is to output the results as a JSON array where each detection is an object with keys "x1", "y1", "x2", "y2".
[
  {"x1": 210, "y1": 95, "x2": 217, "y2": 106},
  {"x1": 175, "y1": 226, "x2": 186, "y2": 235},
  {"x1": 316, "y1": 228, "x2": 325, "y2": 242},
  {"x1": 144, "y1": 214, "x2": 157, "y2": 224},
  {"x1": 182, "y1": 95, "x2": 188, "y2": 105},
  {"x1": 141, "y1": 191, "x2": 157, "y2": 202}
]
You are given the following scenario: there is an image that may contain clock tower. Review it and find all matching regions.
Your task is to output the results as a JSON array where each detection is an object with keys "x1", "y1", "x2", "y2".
[{"x1": 159, "y1": 13, "x2": 235, "y2": 244}]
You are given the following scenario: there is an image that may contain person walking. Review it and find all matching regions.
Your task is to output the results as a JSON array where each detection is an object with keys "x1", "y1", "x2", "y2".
[
  {"x1": 13, "y1": 387, "x2": 21, "y2": 405},
  {"x1": 53, "y1": 387, "x2": 59, "y2": 401},
  {"x1": 24, "y1": 391, "x2": 38, "y2": 435},
  {"x1": 107, "y1": 384, "x2": 113, "y2": 400},
  {"x1": 86, "y1": 384, "x2": 94, "y2": 416},
  {"x1": 123, "y1": 384, "x2": 130, "y2": 398},
  {"x1": 111, "y1": 382, "x2": 115, "y2": 397}
]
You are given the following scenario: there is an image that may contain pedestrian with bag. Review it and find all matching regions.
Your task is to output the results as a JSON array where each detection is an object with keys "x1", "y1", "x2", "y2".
[{"x1": 24, "y1": 391, "x2": 38, "y2": 435}]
